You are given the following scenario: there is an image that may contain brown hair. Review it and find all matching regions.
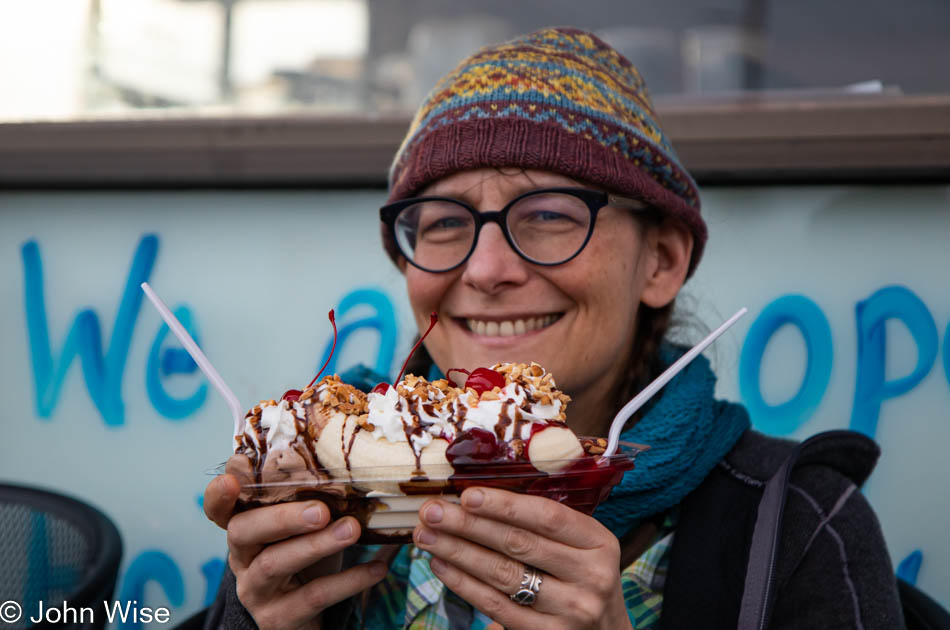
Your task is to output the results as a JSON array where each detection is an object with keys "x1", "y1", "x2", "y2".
[{"x1": 611, "y1": 301, "x2": 675, "y2": 427}]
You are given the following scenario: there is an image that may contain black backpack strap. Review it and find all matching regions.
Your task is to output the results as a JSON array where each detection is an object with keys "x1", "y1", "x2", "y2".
[{"x1": 737, "y1": 430, "x2": 879, "y2": 630}]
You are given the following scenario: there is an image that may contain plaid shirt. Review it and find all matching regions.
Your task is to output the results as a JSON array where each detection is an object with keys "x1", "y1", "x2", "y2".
[{"x1": 352, "y1": 516, "x2": 675, "y2": 630}]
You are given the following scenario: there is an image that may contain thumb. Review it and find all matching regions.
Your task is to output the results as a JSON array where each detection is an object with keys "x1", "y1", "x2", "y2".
[{"x1": 203, "y1": 474, "x2": 240, "y2": 530}]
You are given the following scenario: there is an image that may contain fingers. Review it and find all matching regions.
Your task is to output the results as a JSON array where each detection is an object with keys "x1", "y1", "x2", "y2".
[
  {"x1": 459, "y1": 487, "x2": 608, "y2": 549},
  {"x1": 241, "y1": 561, "x2": 386, "y2": 630},
  {"x1": 228, "y1": 501, "x2": 331, "y2": 570},
  {"x1": 417, "y1": 497, "x2": 578, "y2": 576},
  {"x1": 243, "y1": 517, "x2": 361, "y2": 592},
  {"x1": 278, "y1": 562, "x2": 387, "y2": 624},
  {"x1": 413, "y1": 525, "x2": 572, "y2": 615},
  {"x1": 425, "y1": 554, "x2": 548, "y2": 630},
  {"x1": 204, "y1": 474, "x2": 240, "y2": 529}
]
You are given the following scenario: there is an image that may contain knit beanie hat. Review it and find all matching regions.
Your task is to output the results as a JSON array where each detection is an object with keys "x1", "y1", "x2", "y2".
[{"x1": 384, "y1": 26, "x2": 707, "y2": 276}]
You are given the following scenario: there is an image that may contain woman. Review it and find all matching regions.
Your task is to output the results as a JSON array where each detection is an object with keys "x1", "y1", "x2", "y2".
[{"x1": 203, "y1": 27, "x2": 904, "y2": 629}]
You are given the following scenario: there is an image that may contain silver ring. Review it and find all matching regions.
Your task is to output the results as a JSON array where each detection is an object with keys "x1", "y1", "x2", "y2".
[{"x1": 509, "y1": 565, "x2": 543, "y2": 606}]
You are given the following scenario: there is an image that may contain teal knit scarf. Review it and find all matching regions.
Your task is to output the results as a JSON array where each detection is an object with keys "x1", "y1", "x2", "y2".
[
  {"x1": 341, "y1": 346, "x2": 750, "y2": 540},
  {"x1": 592, "y1": 345, "x2": 751, "y2": 538}
]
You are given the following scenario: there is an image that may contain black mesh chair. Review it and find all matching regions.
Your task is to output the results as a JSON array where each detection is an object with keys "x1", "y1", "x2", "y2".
[{"x1": 0, "y1": 484, "x2": 122, "y2": 630}]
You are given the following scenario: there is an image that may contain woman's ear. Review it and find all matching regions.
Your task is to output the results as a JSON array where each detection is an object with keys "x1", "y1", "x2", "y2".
[{"x1": 640, "y1": 220, "x2": 694, "y2": 308}]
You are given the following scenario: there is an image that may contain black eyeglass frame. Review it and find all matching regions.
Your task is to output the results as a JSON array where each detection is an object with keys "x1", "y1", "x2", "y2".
[{"x1": 379, "y1": 187, "x2": 652, "y2": 273}]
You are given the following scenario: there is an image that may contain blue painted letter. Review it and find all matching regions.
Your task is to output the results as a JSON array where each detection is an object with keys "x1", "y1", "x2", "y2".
[
  {"x1": 146, "y1": 305, "x2": 207, "y2": 420},
  {"x1": 943, "y1": 320, "x2": 950, "y2": 388},
  {"x1": 117, "y1": 549, "x2": 184, "y2": 630},
  {"x1": 740, "y1": 295, "x2": 833, "y2": 435},
  {"x1": 22, "y1": 235, "x2": 158, "y2": 426},
  {"x1": 897, "y1": 549, "x2": 923, "y2": 585},
  {"x1": 317, "y1": 288, "x2": 397, "y2": 377},
  {"x1": 850, "y1": 286, "x2": 938, "y2": 438}
]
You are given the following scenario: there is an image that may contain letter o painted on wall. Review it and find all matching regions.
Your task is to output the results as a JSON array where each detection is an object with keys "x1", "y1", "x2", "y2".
[{"x1": 740, "y1": 295, "x2": 834, "y2": 435}]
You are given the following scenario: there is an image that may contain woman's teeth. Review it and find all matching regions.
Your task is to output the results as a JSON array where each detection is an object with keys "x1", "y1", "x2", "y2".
[{"x1": 466, "y1": 315, "x2": 559, "y2": 337}]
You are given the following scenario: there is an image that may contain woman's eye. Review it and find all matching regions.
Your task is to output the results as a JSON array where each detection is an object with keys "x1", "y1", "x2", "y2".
[
  {"x1": 424, "y1": 216, "x2": 466, "y2": 231},
  {"x1": 533, "y1": 210, "x2": 569, "y2": 221},
  {"x1": 418, "y1": 214, "x2": 472, "y2": 240},
  {"x1": 523, "y1": 210, "x2": 577, "y2": 224}
]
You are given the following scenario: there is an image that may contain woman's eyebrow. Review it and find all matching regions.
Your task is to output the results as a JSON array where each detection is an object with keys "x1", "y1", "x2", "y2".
[{"x1": 425, "y1": 182, "x2": 565, "y2": 205}]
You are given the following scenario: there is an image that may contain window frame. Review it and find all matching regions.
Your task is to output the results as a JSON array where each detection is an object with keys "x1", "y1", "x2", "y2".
[{"x1": 1, "y1": 94, "x2": 948, "y2": 188}]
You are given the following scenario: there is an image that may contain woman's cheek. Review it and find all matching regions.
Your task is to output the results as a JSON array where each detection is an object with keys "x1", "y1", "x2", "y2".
[{"x1": 406, "y1": 269, "x2": 443, "y2": 315}]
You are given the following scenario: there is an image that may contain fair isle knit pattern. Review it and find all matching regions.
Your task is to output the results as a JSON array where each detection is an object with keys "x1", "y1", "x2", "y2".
[{"x1": 386, "y1": 27, "x2": 707, "y2": 274}]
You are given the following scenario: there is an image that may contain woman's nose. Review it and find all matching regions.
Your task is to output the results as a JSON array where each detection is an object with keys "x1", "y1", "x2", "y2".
[{"x1": 461, "y1": 222, "x2": 530, "y2": 295}]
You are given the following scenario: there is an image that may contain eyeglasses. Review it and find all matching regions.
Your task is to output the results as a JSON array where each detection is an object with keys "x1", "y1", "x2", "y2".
[{"x1": 380, "y1": 187, "x2": 652, "y2": 273}]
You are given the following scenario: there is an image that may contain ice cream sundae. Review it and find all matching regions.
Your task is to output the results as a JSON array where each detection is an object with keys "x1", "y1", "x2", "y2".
[{"x1": 225, "y1": 312, "x2": 642, "y2": 541}]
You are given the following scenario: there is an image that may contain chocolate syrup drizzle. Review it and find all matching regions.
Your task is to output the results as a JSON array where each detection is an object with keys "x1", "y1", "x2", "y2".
[
  {"x1": 343, "y1": 423, "x2": 362, "y2": 471},
  {"x1": 495, "y1": 401, "x2": 512, "y2": 441},
  {"x1": 403, "y1": 400, "x2": 429, "y2": 479},
  {"x1": 242, "y1": 413, "x2": 268, "y2": 484},
  {"x1": 292, "y1": 411, "x2": 320, "y2": 476},
  {"x1": 237, "y1": 404, "x2": 325, "y2": 484}
]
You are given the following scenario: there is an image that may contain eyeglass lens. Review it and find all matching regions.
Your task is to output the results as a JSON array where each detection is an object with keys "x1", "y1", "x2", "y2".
[{"x1": 393, "y1": 191, "x2": 593, "y2": 271}]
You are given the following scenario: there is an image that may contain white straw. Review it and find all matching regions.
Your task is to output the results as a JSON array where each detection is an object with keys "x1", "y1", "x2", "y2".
[
  {"x1": 140, "y1": 282, "x2": 245, "y2": 437},
  {"x1": 603, "y1": 307, "x2": 749, "y2": 457}
]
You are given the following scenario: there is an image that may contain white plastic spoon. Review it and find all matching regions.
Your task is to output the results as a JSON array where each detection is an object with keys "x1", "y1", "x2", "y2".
[
  {"x1": 602, "y1": 307, "x2": 749, "y2": 457},
  {"x1": 140, "y1": 282, "x2": 245, "y2": 437}
]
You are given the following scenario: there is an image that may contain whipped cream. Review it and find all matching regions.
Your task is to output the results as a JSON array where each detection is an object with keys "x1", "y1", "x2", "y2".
[
  {"x1": 457, "y1": 379, "x2": 563, "y2": 442},
  {"x1": 367, "y1": 382, "x2": 453, "y2": 455},
  {"x1": 364, "y1": 363, "x2": 570, "y2": 456},
  {"x1": 367, "y1": 386, "x2": 418, "y2": 443},
  {"x1": 260, "y1": 400, "x2": 305, "y2": 451}
]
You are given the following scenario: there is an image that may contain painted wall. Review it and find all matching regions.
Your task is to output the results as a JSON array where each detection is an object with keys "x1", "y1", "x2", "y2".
[{"x1": 2, "y1": 185, "x2": 947, "y2": 626}]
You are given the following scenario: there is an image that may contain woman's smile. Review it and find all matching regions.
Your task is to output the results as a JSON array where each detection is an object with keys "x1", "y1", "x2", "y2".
[{"x1": 455, "y1": 312, "x2": 564, "y2": 341}]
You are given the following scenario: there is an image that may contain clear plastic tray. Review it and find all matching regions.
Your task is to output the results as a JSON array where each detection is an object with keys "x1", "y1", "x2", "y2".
[{"x1": 218, "y1": 440, "x2": 647, "y2": 543}]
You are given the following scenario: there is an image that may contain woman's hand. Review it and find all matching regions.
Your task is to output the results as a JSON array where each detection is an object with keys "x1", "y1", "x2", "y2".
[
  {"x1": 203, "y1": 474, "x2": 386, "y2": 630},
  {"x1": 413, "y1": 487, "x2": 632, "y2": 630}
]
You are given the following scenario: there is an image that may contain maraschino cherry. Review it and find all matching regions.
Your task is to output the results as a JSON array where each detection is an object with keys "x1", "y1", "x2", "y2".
[
  {"x1": 280, "y1": 309, "x2": 337, "y2": 403},
  {"x1": 446, "y1": 367, "x2": 506, "y2": 395},
  {"x1": 445, "y1": 428, "x2": 506, "y2": 464},
  {"x1": 372, "y1": 312, "x2": 439, "y2": 395}
]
